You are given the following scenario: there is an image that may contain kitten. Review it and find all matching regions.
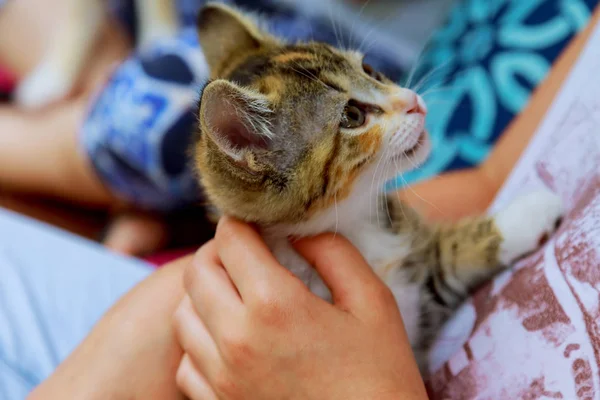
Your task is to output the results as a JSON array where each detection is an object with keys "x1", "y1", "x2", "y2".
[
  {"x1": 15, "y1": 0, "x2": 178, "y2": 108},
  {"x1": 193, "y1": 4, "x2": 563, "y2": 372}
]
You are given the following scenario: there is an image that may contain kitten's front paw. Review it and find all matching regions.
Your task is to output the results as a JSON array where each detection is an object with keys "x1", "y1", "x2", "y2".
[
  {"x1": 15, "y1": 61, "x2": 73, "y2": 109},
  {"x1": 495, "y1": 188, "x2": 563, "y2": 264}
]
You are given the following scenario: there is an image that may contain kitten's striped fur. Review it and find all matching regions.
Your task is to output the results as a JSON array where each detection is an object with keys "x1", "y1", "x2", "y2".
[{"x1": 193, "y1": 3, "x2": 563, "y2": 373}]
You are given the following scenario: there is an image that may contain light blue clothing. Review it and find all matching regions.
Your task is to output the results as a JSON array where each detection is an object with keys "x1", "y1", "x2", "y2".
[{"x1": 0, "y1": 208, "x2": 151, "y2": 399}]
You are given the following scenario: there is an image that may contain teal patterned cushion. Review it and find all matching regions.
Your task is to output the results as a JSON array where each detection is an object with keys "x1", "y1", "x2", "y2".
[{"x1": 391, "y1": 0, "x2": 598, "y2": 189}]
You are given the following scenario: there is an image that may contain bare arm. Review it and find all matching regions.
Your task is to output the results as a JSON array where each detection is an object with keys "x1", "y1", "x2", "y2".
[{"x1": 27, "y1": 259, "x2": 189, "y2": 400}]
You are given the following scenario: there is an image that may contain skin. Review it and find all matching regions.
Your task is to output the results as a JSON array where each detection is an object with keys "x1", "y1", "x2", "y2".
[
  {"x1": 174, "y1": 217, "x2": 428, "y2": 400},
  {"x1": 26, "y1": 220, "x2": 427, "y2": 400},
  {"x1": 27, "y1": 255, "x2": 190, "y2": 400}
]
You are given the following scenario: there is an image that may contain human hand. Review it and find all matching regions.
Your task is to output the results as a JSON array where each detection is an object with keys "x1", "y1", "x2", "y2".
[{"x1": 174, "y1": 217, "x2": 428, "y2": 400}]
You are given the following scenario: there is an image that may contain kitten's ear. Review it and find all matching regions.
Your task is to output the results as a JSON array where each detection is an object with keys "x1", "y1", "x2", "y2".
[
  {"x1": 200, "y1": 79, "x2": 274, "y2": 162},
  {"x1": 197, "y1": 3, "x2": 273, "y2": 75}
]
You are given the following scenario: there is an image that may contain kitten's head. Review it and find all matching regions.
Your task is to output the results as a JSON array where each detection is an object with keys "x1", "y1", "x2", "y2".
[{"x1": 194, "y1": 3, "x2": 430, "y2": 224}]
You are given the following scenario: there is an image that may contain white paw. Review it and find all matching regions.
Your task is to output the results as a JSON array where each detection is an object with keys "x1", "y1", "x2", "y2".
[
  {"x1": 495, "y1": 188, "x2": 564, "y2": 264},
  {"x1": 15, "y1": 61, "x2": 73, "y2": 109}
]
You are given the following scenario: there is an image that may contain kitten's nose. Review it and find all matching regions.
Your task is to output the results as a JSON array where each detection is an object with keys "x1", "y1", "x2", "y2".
[
  {"x1": 390, "y1": 90, "x2": 427, "y2": 115},
  {"x1": 406, "y1": 94, "x2": 427, "y2": 115}
]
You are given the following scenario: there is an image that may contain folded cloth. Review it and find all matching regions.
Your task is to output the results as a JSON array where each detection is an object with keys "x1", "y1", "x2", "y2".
[{"x1": 83, "y1": 0, "x2": 406, "y2": 211}]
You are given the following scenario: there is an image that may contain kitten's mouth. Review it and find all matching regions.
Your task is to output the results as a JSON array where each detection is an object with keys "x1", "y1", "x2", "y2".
[{"x1": 404, "y1": 130, "x2": 426, "y2": 157}]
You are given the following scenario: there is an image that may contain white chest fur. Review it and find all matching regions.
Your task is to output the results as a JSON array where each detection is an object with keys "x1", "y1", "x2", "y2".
[{"x1": 262, "y1": 194, "x2": 422, "y2": 346}]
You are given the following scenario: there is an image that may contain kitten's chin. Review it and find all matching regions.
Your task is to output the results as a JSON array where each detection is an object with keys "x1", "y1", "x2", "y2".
[{"x1": 390, "y1": 130, "x2": 431, "y2": 172}]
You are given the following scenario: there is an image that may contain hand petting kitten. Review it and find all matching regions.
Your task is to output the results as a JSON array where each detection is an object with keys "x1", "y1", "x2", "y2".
[
  {"x1": 192, "y1": 3, "x2": 563, "y2": 373},
  {"x1": 175, "y1": 216, "x2": 429, "y2": 400}
]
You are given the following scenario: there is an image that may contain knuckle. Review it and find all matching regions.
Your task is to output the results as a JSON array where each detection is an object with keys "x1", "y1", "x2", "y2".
[
  {"x1": 213, "y1": 367, "x2": 240, "y2": 397},
  {"x1": 220, "y1": 332, "x2": 255, "y2": 367},
  {"x1": 253, "y1": 283, "x2": 279, "y2": 309},
  {"x1": 253, "y1": 290, "x2": 290, "y2": 327},
  {"x1": 257, "y1": 301, "x2": 285, "y2": 326}
]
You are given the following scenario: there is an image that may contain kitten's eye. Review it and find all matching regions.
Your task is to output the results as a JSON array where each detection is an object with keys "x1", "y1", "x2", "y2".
[
  {"x1": 341, "y1": 102, "x2": 366, "y2": 129},
  {"x1": 362, "y1": 62, "x2": 383, "y2": 82}
]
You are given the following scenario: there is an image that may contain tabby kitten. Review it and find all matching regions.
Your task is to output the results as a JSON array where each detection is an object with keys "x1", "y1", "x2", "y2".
[{"x1": 193, "y1": 3, "x2": 563, "y2": 372}]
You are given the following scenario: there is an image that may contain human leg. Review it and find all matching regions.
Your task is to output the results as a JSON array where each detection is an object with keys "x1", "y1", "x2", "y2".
[
  {"x1": 0, "y1": 208, "x2": 153, "y2": 398},
  {"x1": 0, "y1": 101, "x2": 118, "y2": 208},
  {"x1": 0, "y1": 0, "x2": 131, "y2": 208}
]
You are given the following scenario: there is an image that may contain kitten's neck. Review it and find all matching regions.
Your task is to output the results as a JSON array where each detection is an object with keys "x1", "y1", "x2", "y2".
[
  {"x1": 260, "y1": 189, "x2": 409, "y2": 281},
  {"x1": 263, "y1": 190, "x2": 384, "y2": 239}
]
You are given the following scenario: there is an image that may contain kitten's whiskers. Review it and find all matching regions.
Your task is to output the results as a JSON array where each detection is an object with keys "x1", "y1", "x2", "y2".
[
  {"x1": 349, "y1": 0, "x2": 372, "y2": 50},
  {"x1": 372, "y1": 124, "x2": 394, "y2": 227},
  {"x1": 333, "y1": 191, "x2": 339, "y2": 240},
  {"x1": 396, "y1": 155, "x2": 444, "y2": 217},
  {"x1": 380, "y1": 147, "x2": 395, "y2": 227},
  {"x1": 369, "y1": 124, "x2": 391, "y2": 225},
  {"x1": 411, "y1": 59, "x2": 453, "y2": 93},
  {"x1": 390, "y1": 156, "x2": 410, "y2": 225},
  {"x1": 357, "y1": 12, "x2": 397, "y2": 55},
  {"x1": 328, "y1": 1, "x2": 346, "y2": 50},
  {"x1": 404, "y1": 29, "x2": 438, "y2": 89},
  {"x1": 419, "y1": 85, "x2": 464, "y2": 98}
]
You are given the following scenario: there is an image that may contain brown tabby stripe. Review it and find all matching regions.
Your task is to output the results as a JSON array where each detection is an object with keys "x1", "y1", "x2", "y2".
[{"x1": 320, "y1": 131, "x2": 341, "y2": 198}]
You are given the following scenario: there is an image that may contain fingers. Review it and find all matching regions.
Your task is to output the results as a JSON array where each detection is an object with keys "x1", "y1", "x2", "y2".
[
  {"x1": 214, "y1": 216, "x2": 298, "y2": 299},
  {"x1": 293, "y1": 234, "x2": 387, "y2": 313},
  {"x1": 176, "y1": 354, "x2": 218, "y2": 400},
  {"x1": 174, "y1": 296, "x2": 221, "y2": 383},
  {"x1": 184, "y1": 240, "x2": 243, "y2": 338}
]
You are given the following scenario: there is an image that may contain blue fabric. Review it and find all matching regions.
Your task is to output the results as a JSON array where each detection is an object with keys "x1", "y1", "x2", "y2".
[
  {"x1": 390, "y1": 0, "x2": 598, "y2": 189},
  {"x1": 0, "y1": 208, "x2": 151, "y2": 399},
  {"x1": 82, "y1": 29, "x2": 207, "y2": 210},
  {"x1": 85, "y1": 0, "x2": 405, "y2": 210}
]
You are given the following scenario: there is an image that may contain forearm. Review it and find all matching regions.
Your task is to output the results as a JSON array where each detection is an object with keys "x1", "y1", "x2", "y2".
[
  {"x1": 28, "y1": 258, "x2": 190, "y2": 400},
  {"x1": 398, "y1": 168, "x2": 495, "y2": 221}
]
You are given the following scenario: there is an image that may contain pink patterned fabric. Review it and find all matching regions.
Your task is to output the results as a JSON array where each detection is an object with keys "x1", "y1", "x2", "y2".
[
  {"x1": 428, "y1": 179, "x2": 600, "y2": 399},
  {"x1": 426, "y1": 24, "x2": 600, "y2": 398}
]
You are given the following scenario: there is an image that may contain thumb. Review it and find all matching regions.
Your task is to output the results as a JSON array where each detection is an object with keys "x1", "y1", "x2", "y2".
[{"x1": 293, "y1": 234, "x2": 386, "y2": 312}]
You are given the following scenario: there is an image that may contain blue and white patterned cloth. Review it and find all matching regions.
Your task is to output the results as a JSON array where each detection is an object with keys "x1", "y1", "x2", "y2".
[{"x1": 84, "y1": 0, "x2": 405, "y2": 210}]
